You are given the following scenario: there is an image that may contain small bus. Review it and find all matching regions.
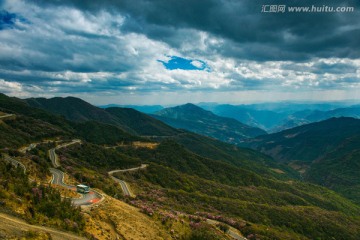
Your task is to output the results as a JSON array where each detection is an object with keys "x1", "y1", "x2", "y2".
[{"x1": 76, "y1": 184, "x2": 90, "y2": 194}]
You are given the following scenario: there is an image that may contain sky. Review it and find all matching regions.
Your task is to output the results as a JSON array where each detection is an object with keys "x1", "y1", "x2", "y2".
[{"x1": 0, "y1": 0, "x2": 360, "y2": 105}]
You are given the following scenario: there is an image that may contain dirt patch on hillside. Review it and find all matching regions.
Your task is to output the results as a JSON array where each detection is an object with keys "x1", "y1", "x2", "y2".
[{"x1": 83, "y1": 197, "x2": 171, "y2": 240}]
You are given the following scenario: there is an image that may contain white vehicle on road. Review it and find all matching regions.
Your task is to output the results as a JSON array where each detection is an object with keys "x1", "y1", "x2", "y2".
[{"x1": 76, "y1": 184, "x2": 90, "y2": 194}]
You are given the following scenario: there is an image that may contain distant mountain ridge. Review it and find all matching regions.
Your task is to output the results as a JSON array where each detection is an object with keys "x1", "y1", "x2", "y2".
[
  {"x1": 25, "y1": 97, "x2": 178, "y2": 136},
  {"x1": 99, "y1": 104, "x2": 164, "y2": 114},
  {"x1": 152, "y1": 103, "x2": 267, "y2": 145},
  {"x1": 200, "y1": 102, "x2": 360, "y2": 132}
]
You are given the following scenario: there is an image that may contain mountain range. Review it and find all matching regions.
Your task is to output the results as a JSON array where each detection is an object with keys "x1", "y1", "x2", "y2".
[
  {"x1": 16, "y1": 94, "x2": 288, "y2": 179},
  {"x1": 100, "y1": 102, "x2": 360, "y2": 134},
  {"x1": 1, "y1": 92, "x2": 360, "y2": 239},
  {"x1": 199, "y1": 102, "x2": 360, "y2": 132}
]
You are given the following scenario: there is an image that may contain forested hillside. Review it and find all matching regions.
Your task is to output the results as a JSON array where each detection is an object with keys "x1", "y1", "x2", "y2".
[{"x1": 1, "y1": 93, "x2": 360, "y2": 239}]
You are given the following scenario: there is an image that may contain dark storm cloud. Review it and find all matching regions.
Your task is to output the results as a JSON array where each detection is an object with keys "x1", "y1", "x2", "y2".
[{"x1": 31, "y1": 0, "x2": 360, "y2": 61}]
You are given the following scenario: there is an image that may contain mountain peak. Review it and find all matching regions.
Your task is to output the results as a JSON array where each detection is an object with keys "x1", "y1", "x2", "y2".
[
  {"x1": 153, "y1": 103, "x2": 267, "y2": 144},
  {"x1": 182, "y1": 103, "x2": 200, "y2": 108},
  {"x1": 155, "y1": 103, "x2": 215, "y2": 119}
]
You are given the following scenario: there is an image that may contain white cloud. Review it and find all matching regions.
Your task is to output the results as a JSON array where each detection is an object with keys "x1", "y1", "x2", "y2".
[
  {"x1": 0, "y1": 0, "x2": 360, "y2": 104},
  {"x1": 0, "y1": 79, "x2": 22, "y2": 92},
  {"x1": 191, "y1": 60, "x2": 204, "y2": 69}
]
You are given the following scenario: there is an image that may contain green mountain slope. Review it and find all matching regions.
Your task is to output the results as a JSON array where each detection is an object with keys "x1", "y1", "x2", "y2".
[
  {"x1": 306, "y1": 135, "x2": 360, "y2": 203},
  {"x1": 0, "y1": 115, "x2": 67, "y2": 148},
  {"x1": 244, "y1": 117, "x2": 360, "y2": 203},
  {"x1": 58, "y1": 140, "x2": 360, "y2": 240},
  {"x1": 0, "y1": 94, "x2": 140, "y2": 147},
  {"x1": 105, "y1": 107, "x2": 179, "y2": 136},
  {"x1": 25, "y1": 97, "x2": 135, "y2": 134}
]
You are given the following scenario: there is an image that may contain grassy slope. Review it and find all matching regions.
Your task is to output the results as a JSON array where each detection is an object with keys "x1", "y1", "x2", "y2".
[
  {"x1": 115, "y1": 156, "x2": 360, "y2": 239},
  {"x1": 244, "y1": 117, "x2": 360, "y2": 204},
  {"x1": 306, "y1": 135, "x2": 360, "y2": 204},
  {"x1": 61, "y1": 141, "x2": 360, "y2": 239}
]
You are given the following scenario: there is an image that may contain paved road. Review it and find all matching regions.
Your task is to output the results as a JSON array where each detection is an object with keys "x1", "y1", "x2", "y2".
[
  {"x1": 50, "y1": 168, "x2": 67, "y2": 186},
  {"x1": 108, "y1": 164, "x2": 148, "y2": 175},
  {"x1": 0, "y1": 113, "x2": 14, "y2": 119},
  {"x1": 50, "y1": 168, "x2": 102, "y2": 206},
  {"x1": 48, "y1": 140, "x2": 104, "y2": 206},
  {"x1": 9, "y1": 140, "x2": 102, "y2": 207},
  {"x1": 19, "y1": 140, "x2": 55, "y2": 153},
  {"x1": 108, "y1": 164, "x2": 148, "y2": 197},
  {"x1": 49, "y1": 140, "x2": 81, "y2": 168},
  {"x1": 2, "y1": 153, "x2": 102, "y2": 206},
  {"x1": 228, "y1": 229, "x2": 247, "y2": 240},
  {"x1": 206, "y1": 219, "x2": 247, "y2": 240},
  {"x1": 48, "y1": 140, "x2": 103, "y2": 206},
  {"x1": 110, "y1": 175, "x2": 132, "y2": 196},
  {"x1": 49, "y1": 148, "x2": 60, "y2": 167},
  {"x1": 2, "y1": 155, "x2": 26, "y2": 174},
  {"x1": 0, "y1": 212, "x2": 86, "y2": 240}
]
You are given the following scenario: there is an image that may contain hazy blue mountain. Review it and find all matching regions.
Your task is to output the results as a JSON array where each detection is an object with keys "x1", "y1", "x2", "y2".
[
  {"x1": 198, "y1": 103, "x2": 288, "y2": 130},
  {"x1": 199, "y1": 102, "x2": 360, "y2": 132},
  {"x1": 273, "y1": 105, "x2": 360, "y2": 132},
  {"x1": 152, "y1": 103, "x2": 267, "y2": 145}
]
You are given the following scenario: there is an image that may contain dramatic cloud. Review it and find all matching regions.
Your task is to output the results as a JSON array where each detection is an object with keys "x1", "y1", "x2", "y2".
[{"x1": 0, "y1": 0, "x2": 359, "y2": 104}]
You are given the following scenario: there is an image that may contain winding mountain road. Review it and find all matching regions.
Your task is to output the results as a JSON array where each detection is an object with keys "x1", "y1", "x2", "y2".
[
  {"x1": 48, "y1": 140, "x2": 103, "y2": 206},
  {"x1": 108, "y1": 164, "x2": 148, "y2": 197},
  {"x1": 50, "y1": 168, "x2": 102, "y2": 206},
  {"x1": 2, "y1": 155, "x2": 26, "y2": 174},
  {"x1": 49, "y1": 139, "x2": 81, "y2": 168}
]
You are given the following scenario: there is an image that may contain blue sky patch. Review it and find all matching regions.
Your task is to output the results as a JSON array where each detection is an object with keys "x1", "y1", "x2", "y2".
[
  {"x1": 0, "y1": 10, "x2": 29, "y2": 30},
  {"x1": 0, "y1": 10, "x2": 17, "y2": 30},
  {"x1": 158, "y1": 56, "x2": 208, "y2": 71}
]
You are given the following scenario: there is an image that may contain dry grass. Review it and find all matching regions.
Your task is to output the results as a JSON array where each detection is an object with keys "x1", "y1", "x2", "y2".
[
  {"x1": 83, "y1": 197, "x2": 172, "y2": 240},
  {"x1": 270, "y1": 168, "x2": 285, "y2": 174},
  {"x1": 131, "y1": 142, "x2": 159, "y2": 149},
  {"x1": 106, "y1": 142, "x2": 159, "y2": 150},
  {"x1": 52, "y1": 185, "x2": 82, "y2": 198}
]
